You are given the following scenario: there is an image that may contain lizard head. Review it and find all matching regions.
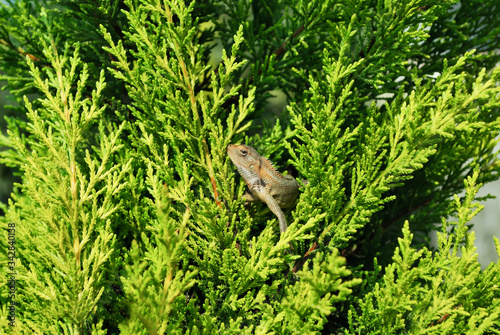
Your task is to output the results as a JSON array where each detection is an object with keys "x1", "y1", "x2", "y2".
[
  {"x1": 227, "y1": 144, "x2": 262, "y2": 179},
  {"x1": 227, "y1": 144, "x2": 261, "y2": 169}
]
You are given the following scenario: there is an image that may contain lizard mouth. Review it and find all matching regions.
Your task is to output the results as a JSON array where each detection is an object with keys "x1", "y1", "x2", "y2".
[{"x1": 227, "y1": 144, "x2": 246, "y2": 158}]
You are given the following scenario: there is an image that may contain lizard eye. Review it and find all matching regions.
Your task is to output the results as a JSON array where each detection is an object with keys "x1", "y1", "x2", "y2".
[{"x1": 240, "y1": 149, "x2": 248, "y2": 155}]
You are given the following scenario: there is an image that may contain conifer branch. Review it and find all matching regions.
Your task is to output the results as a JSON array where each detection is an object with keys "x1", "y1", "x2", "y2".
[{"x1": 0, "y1": 0, "x2": 499, "y2": 333}]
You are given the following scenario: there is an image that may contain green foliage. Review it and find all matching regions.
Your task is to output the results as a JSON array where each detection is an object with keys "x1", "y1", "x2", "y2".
[
  {"x1": 0, "y1": 0, "x2": 499, "y2": 334},
  {"x1": 348, "y1": 171, "x2": 500, "y2": 334}
]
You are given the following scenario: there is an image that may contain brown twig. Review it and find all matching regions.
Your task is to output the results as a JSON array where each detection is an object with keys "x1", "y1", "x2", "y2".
[{"x1": 289, "y1": 241, "x2": 318, "y2": 275}]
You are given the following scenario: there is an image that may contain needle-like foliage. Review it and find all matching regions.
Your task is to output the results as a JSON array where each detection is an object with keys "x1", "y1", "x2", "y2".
[{"x1": 0, "y1": 0, "x2": 499, "y2": 334}]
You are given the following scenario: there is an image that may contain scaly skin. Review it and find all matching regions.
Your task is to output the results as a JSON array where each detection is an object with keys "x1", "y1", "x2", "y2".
[{"x1": 227, "y1": 144, "x2": 299, "y2": 233}]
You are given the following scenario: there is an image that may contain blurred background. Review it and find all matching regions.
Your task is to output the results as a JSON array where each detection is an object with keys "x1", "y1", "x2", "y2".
[{"x1": 470, "y1": 176, "x2": 500, "y2": 268}]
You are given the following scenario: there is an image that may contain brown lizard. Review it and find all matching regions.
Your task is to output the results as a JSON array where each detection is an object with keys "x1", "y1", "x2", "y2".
[{"x1": 227, "y1": 144, "x2": 299, "y2": 233}]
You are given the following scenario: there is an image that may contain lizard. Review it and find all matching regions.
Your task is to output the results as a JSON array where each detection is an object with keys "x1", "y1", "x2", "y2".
[{"x1": 227, "y1": 144, "x2": 299, "y2": 233}]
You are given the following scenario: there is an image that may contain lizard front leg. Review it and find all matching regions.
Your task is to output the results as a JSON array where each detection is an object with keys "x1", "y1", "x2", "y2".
[
  {"x1": 242, "y1": 190, "x2": 288, "y2": 232},
  {"x1": 242, "y1": 191, "x2": 259, "y2": 205},
  {"x1": 256, "y1": 190, "x2": 288, "y2": 233}
]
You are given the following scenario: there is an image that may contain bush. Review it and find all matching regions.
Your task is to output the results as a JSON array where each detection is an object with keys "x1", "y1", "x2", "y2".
[{"x1": 0, "y1": 0, "x2": 499, "y2": 333}]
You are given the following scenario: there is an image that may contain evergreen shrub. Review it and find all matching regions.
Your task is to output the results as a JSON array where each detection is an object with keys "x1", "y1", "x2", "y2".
[{"x1": 0, "y1": 0, "x2": 499, "y2": 333}]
